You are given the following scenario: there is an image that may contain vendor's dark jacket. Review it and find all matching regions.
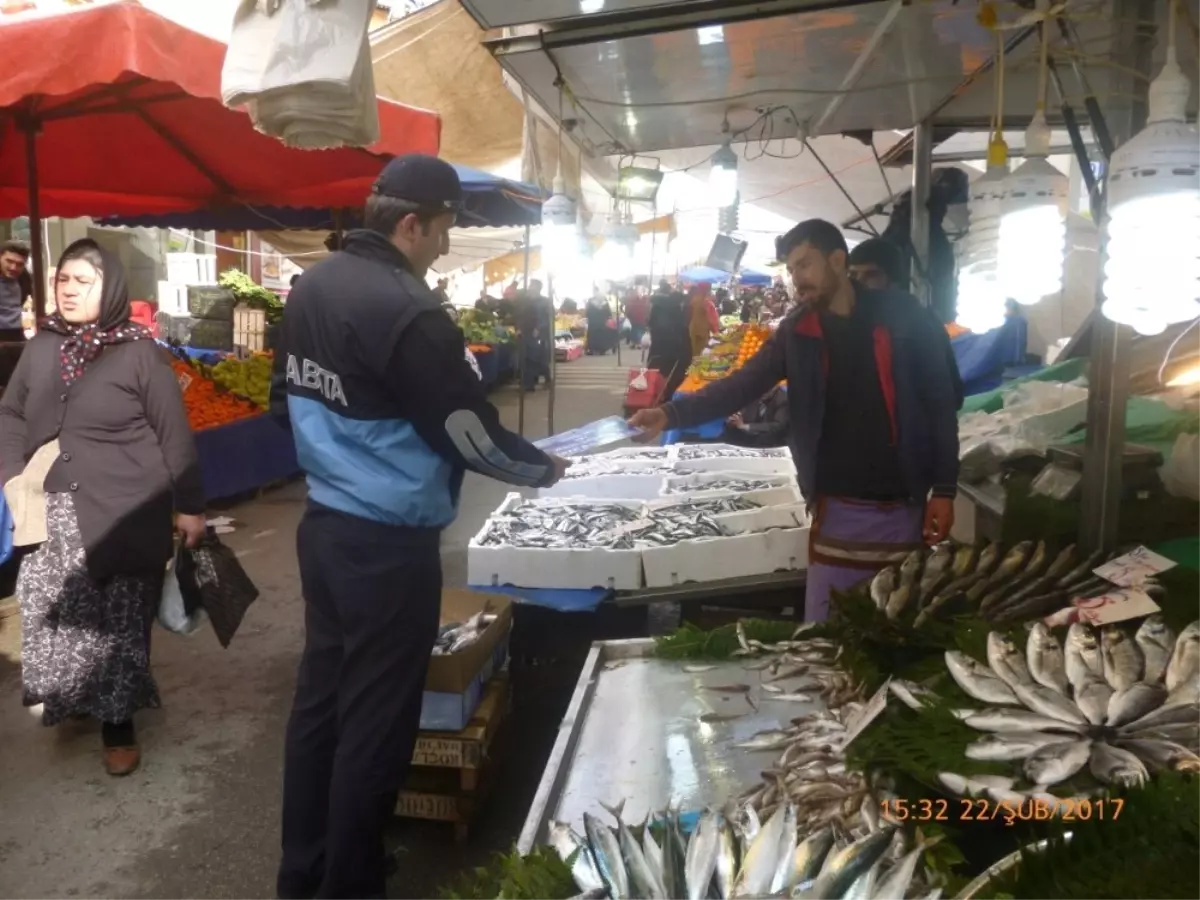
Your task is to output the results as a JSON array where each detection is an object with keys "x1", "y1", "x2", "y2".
[
  {"x1": 0, "y1": 336, "x2": 205, "y2": 579},
  {"x1": 270, "y1": 229, "x2": 555, "y2": 529},
  {"x1": 665, "y1": 285, "x2": 960, "y2": 504},
  {"x1": 724, "y1": 385, "x2": 790, "y2": 449}
]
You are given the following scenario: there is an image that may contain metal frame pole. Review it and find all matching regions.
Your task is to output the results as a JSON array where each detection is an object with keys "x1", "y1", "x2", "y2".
[
  {"x1": 517, "y1": 225, "x2": 531, "y2": 436},
  {"x1": 547, "y1": 276, "x2": 557, "y2": 436},
  {"x1": 908, "y1": 121, "x2": 933, "y2": 306},
  {"x1": 1079, "y1": 0, "x2": 1156, "y2": 553}
]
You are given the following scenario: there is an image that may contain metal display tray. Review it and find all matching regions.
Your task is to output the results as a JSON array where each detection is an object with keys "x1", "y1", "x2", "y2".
[{"x1": 517, "y1": 638, "x2": 824, "y2": 854}]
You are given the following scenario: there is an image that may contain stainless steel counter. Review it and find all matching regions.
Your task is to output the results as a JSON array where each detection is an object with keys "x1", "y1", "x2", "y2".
[{"x1": 517, "y1": 638, "x2": 824, "y2": 853}]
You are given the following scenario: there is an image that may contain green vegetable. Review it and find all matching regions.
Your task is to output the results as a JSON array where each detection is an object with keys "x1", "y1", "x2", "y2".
[
  {"x1": 218, "y1": 268, "x2": 284, "y2": 325},
  {"x1": 439, "y1": 845, "x2": 576, "y2": 900}
]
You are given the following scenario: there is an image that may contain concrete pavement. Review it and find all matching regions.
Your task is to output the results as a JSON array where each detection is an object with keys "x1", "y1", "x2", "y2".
[{"x1": 0, "y1": 352, "x2": 633, "y2": 899}]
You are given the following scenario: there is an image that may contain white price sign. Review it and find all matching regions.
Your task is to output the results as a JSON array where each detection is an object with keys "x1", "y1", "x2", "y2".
[
  {"x1": 1071, "y1": 588, "x2": 1161, "y2": 626},
  {"x1": 176, "y1": 371, "x2": 194, "y2": 394},
  {"x1": 1093, "y1": 546, "x2": 1176, "y2": 587}
]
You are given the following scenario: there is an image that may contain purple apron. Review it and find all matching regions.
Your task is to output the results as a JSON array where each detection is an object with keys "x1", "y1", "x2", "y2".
[{"x1": 805, "y1": 497, "x2": 924, "y2": 622}]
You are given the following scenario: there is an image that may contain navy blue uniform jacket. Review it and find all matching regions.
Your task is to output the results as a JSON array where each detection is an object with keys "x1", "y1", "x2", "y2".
[{"x1": 665, "y1": 286, "x2": 961, "y2": 504}]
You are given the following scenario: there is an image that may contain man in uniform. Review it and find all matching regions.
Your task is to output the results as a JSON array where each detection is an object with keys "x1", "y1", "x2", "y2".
[
  {"x1": 271, "y1": 155, "x2": 568, "y2": 899},
  {"x1": 630, "y1": 219, "x2": 960, "y2": 622}
]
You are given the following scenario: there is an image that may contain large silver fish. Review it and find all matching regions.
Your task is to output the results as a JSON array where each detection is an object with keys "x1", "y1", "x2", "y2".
[
  {"x1": 870, "y1": 567, "x2": 898, "y2": 611},
  {"x1": 1119, "y1": 700, "x2": 1200, "y2": 733},
  {"x1": 549, "y1": 821, "x2": 606, "y2": 894},
  {"x1": 1165, "y1": 621, "x2": 1200, "y2": 694},
  {"x1": 1089, "y1": 741, "x2": 1149, "y2": 787},
  {"x1": 1065, "y1": 623, "x2": 1105, "y2": 693},
  {"x1": 1136, "y1": 615, "x2": 1176, "y2": 685},
  {"x1": 733, "y1": 801, "x2": 788, "y2": 897},
  {"x1": 959, "y1": 708, "x2": 1084, "y2": 734},
  {"x1": 1073, "y1": 676, "x2": 1114, "y2": 726},
  {"x1": 664, "y1": 812, "x2": 689, "y2": 900},
  {"x1": 874, "y1": 845, "x2": 925, "y2": 900},
  {"x1": 618, "y1": 814, "x2": 667, "y2": 899},
  {"x1": 986, "y1": 631, "x2": 1033, "y2": 688},
  {"x1": 642, "y1": 818, "x2": 667, "y2": 896},
  {"x1": 810, "y1": 827, "x2": 895, "y2": 900},
  {"x1": 842, "y1": 856, "x2": 884, "y2": 900},
  {"x1": 1026, "y1": 622, "x2": 1071, "y2": 695},
  {"x1": 684, "y1": 809, "x2": 720, "y2": 900},
  {"x1": 918, "y1": 544, "x2": 954, "y2": 597},
  {"x1": 1023, "y1": 739, "x2": 1092, "y2": 786},
  {"x1": 950, "y1": 543, "x2": 979, "y2": 578},
  {"x1": 714, "y1": 817, "x2": 738, "y2": 900},
  {"x1": 884, "y1": 582, "x2": 914, "y2": 620},
  {"x1": 787, "y1": 827, "x2": 835, "y2": 888},
  {"x1": 1107, "y1": 682, "x2": 1169, "y2": 727},
  {"x1": 1043, "y1": 543, "x2": 1078, "y2": 581},
  {"x1": 769, "y1": 804, "x2": 799, "y2": 895},
  {"x1": 1115, "y1": 738, "x2": 1200, "y2": 773},
  {"x1": 966, "y1": 731, "x2": 1073, "y2": 761},
  {"x1": 584, "y1": 812, "x2": 631, "y2": 899},
  {"x1": 1101, "y1": 627, "x2": 1143, "y2": 691},
  {"x1": 1012, "y1": 681, "x2": 1089, "y2": 725},
  {"x1": 945, "y1": 651, "x2": 1019, "y2": 705}
]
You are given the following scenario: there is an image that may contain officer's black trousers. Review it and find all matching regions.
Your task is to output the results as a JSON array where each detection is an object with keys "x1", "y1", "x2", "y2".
[{"x1": 278, "y1": 502, "x2": 441, "y2": 900}]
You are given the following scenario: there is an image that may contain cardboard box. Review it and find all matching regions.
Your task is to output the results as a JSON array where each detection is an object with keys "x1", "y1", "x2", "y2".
[{"x1": 419, "y1": 589, "x2": 512, "y2": 731}]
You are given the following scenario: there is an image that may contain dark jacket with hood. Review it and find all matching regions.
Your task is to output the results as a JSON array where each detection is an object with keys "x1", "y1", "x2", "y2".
[
  {"x1": 664, "y1": 284, "x2": 960, "y2": 505},
  {"x1": 0, "y1": 240, "x2": 205, "y2": 580}
]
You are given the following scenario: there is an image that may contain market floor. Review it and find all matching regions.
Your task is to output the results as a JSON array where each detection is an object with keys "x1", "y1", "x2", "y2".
[{"x1": 0, "y1": 351, "x2": 640, "y2": 900}]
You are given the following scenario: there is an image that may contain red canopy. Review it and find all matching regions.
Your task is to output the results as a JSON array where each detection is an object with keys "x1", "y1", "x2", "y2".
[{"x1": 0, "y1": 0, "x2": 442, "y2": 218}]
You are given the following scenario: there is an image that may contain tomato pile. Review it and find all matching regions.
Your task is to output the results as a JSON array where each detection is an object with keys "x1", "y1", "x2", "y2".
[{"x1": 169, "y1": 356, "x2": 263, "y2": 431}]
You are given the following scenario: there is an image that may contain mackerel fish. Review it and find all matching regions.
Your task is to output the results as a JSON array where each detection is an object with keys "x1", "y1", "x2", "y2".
[
  {"x1": 549, "y1": 821, "x2": 605, "y2": 894},
  {"x1": 583, "y1": 812, "x2": 630, "y2": 899}
]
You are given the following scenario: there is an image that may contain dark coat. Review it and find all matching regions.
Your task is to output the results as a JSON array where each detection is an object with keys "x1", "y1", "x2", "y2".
[
  {"x1": 666, "y1": 285, "x2": 961, "y2": 504},
  {"x1": 0, "y1": 246, "x2": 204, "y2": 580}
]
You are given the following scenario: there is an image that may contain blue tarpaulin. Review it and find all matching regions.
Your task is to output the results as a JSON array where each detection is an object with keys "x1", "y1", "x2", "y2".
[
  {"x1": 102, "y1": 164, "x2": 546, "y2": 231},
  {"x1": 678, "y1": 266, "x2": 774, "y2": 286},
  {"x1": 952, "y1": 315, "x2": 1029, "y2": 396}
]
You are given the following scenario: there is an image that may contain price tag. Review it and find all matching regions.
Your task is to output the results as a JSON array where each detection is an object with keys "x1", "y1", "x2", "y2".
[
  {"x1": 176, "y1": 371, "x2": 193, "y2": 393},
  {"x1": 840, "y1": 678, "x2": 890, "y2": 751},
  {"x1": 1072, "y1": 588, "x2": 1161, "y2": 626},
  {"x1": 1093, "y1": 546, "x2": 1176, "y2": 587}
]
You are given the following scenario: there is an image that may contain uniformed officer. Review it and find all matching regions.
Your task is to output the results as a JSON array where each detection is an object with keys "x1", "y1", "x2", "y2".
[{"x1": 271, "y1": 155, "x2": 568, "y2": 899}]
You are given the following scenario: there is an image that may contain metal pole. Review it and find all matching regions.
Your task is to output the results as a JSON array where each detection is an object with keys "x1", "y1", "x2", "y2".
[
  {"x1": 517, "y1": 225, "x2": 531, "y2": 436},
  {"x1": 908, "y1": 121, "x2": 933, "y2": 306},
  {"x1": 547, "y1": 277, "x2": 557, "y2": 437},
  {"x1": 22, "y1": 122, "x2": 48, "y2": 318},
  {"x1": 1079, "y1": 0, "x2": 1155, "y2": 554}
]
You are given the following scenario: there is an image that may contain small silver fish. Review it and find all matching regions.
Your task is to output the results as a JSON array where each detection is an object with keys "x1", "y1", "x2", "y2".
[
  {"x1": 870, "y1": 567, "x2": 898, "y2": 611},
  {"x1": 1026, "y1": 622, "x2": 1071, "y2": 695},
  {"x1": 1118, "y1": 700, "x2": 1199, "y2": 733},
  {"x1": 884, "y1": 583, "x2": 914, "y2": 620},
  {"x1": 1023, "y1": 739, "x2": 1092, "y2": 786},
  {"x1": 1089, "y1": 741, "x2": 1149, "y2": 787},
  {"x1": 960, "y1": 708, "x2": 1084, "y2": 734},
  {"x1": 1165, "y1": 621, "x2": 1200, "y2": 694},
  {"x1": 1012, "y1": 681, "x2": 1089, "y2": 725},
  {"x1": 950, "y1": 544, "x2": 979, "y2": 578},
  {"x1": 945, "y1": 651, "x2": 1019, "y2": 705},
  {"x1": 1115, "y1": 738, "x2": 1200, "y2": 773},
  {"x1": 1065, "y1": 623, "x2": 1105, "y2": 693},
  {"x1": 967, "y1": 731, "x2": 1073, "y2": 761},
  {"x1": 1107, "y1": 682, "x2": 1169, "y2": 727},
  {"x1": 683, "y1": 664, "x2": 720, "y2": 674},
  {"x1": 1101, "y1": 627, "x2": 1144, "y2": 691},
  {"x1": 1136, "y1": 615, "x2": 1176, "y2": 685},
  {"x1": 1043, "y1": 543, "x2": 1077, "y2": 581},
  {"x1": 986, "y1": 631, "x2": 1033, "y2": 688},
  {"x1": 889, "y1": 679, "x2": 939, "y2": 711},
  {"x1": 1074, "y1": 676, "x2": 1114, "y2": 726}
]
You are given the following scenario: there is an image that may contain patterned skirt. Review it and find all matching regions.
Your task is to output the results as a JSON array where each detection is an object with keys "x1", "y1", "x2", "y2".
[{"x1": 16, "y1": 493, "x2": 162, "y2": 726}]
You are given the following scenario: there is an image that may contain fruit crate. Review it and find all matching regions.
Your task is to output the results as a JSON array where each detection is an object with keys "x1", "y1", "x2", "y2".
[
  {"x1": 233, "y1": 306, "x2": 267, "y2": 352},
  {"x1": 396, "y1": 672, "x2": 510, "y2": 841}
]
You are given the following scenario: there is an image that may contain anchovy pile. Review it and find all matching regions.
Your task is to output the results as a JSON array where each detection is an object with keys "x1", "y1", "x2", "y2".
[
  {"x1": 550, "y1": 802, "x2": 939, "y2": 900},
  {"x1": 862, "y1": 541, "x2": 1135, "y2": 628},
  {"x1": 664, "y1": 477, "x2": 787, "y2": 495},
  {"x1": 563, "y1": 462, "x2": 677, "y2": 480},
  {"x1": 908, "y1": 618, "x2": 1200, "y2": 800},
  {"x1": 432, "y1": 608, "x2": 497, "y2": 656},
  {"x1": 479, "y1": 501, "x2": 643, "y2": 549},
  {"x1": 676, "y1": 445, "x2": 791, "y2": 461}
]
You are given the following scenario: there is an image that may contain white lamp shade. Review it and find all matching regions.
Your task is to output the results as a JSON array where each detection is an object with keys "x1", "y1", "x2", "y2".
[
  {"x1": 956, "y1": 164, "x2": 1008, "y2": 332},
  {"x1": 997, "y1": 157, "x2": 1068, "y2": 305}
]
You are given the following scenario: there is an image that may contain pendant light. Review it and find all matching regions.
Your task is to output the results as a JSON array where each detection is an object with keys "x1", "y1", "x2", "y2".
[
  {"x1": 709, "y1": 142, "x2": 739, "y2": 209},
  {"x1": 1101, "y1": 0, "x2": 1199, "y2": 337},
  {"x1": 997, "y1": 3, "x2": 1068, "y2": 306},
  {"x1": 541, "y1": 87, "x2": 580, "y2": 281}
]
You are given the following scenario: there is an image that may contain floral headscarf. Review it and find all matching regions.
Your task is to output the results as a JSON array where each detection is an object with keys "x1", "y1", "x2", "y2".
[{"x1": 40, "y1": 239, "x2": 152, "y2": 386}]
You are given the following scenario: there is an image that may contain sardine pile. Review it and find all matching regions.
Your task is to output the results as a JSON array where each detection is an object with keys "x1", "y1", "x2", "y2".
[
  {"x1": 550, "y1": 803, "x2": 940, "y2": 900},
  {"x1": 918, "y1": 618, "x2": 1200, "y2": 796},
  {"x1": 480, "y1": 498, "x2": 762, "y2": 550},
  {"x1": 676, "y1": 446, "x2": 791, "y2": 461},
  {"x1": 563, "y1": 462, "x2": 678, "y2": 480},
  {"x1": 864, "y1": 541, "x2": 1134, "y2": 628},
  {"x1": 664, "y1": 477, "x2": 788, "y2": 496},
  {"x1": 432, "y1": 608, "x2": 497, "y2": 656}
]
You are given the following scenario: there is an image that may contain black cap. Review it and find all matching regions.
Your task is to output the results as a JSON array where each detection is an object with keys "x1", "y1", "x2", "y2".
[{"x1": 372, "y1": 154, "x2": 463, "y2": 213}]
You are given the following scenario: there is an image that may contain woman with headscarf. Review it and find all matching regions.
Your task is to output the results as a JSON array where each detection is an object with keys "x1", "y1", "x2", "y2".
[
  {"x1": 0, "y1": 239, "x2": 207, "y2": 776},
  {"x1": 687, "y1": 283, "x2": 720, "y2": 357},
  {"x1": 585, "y1": 292, "x2": 616, "y2": 355},
  {"x1": 647, "y1": 289, "x2": 693, "y2": 400}
]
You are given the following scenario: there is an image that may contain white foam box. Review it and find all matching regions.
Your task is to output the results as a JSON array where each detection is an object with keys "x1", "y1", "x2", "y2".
[
  {"x1": 640, "y1": 527, "x2": 809, "y2": 588},
  {"x1": 539, "y1": 459, "x2": 672, "y2": 501},
  {"x1": 672, "y1": 443, "x2": 793, "y2": 475},
  {"x1": 712, "y1": 503, "x2": 810, "y2": 534},
  {"x1": 660, "y1": 470, "x2": 799, "y2": 502},
  {"x1": 579, "y1": 444, "x2": 678, "y2": 464},
  {"x1": 466, "y1": 493, "x2": 645, "y2": 591}
]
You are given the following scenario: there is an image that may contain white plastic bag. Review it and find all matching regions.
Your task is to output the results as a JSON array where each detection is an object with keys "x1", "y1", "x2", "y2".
[
  {"x1": 629, "y1": 369, "x2": 649, "y2": 391},
  {"x1": 157, "y1": 554, "x2": 208, "y2": 636},
  {"x1": 1160, "y1": 434, "x2": 1199, "y2": 501}
]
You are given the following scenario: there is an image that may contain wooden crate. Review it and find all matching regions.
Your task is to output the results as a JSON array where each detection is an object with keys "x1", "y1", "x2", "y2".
[{"x1": 396, "y1": 673, "x2": 509, "y2": 840}]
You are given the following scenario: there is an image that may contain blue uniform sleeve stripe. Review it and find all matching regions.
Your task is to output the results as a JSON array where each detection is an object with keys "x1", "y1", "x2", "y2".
[{"x1": 444, "y1": 409, "x2": 546, "y2": 487}]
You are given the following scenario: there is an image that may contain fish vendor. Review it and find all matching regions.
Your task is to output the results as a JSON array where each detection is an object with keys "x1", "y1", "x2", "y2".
[
  {"x1": 629, "y1": 218, "x2": 961, "y2": 621},
  {"x1": 270, "y1": 154, "x2": 569, "y2": 899}
]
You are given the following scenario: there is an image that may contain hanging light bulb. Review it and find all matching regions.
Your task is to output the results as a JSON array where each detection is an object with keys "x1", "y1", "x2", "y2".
[
  {"x1": 1101, "y1": 1, "x2": 1200, "y2": 336},
  {"x1": 709, "y1": 143, "x2": 739, "y2": 208},
  {"x1": 997, "y1": 111, "x2": 1068, "y2": 305},
  {"x1": 956, "y1": 137, "x2": 1010, "y2": 333},
  {"x1": 541, "y1": 174, "x2": 579, "y2": 281},
  {"x1": 597, "y1": 214, "x2": 639, "y2": 282}
]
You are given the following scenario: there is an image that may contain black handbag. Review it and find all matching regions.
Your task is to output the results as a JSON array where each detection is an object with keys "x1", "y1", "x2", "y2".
[{"x1": 175, "y1": 530, "x2": 259, "y2": 648}]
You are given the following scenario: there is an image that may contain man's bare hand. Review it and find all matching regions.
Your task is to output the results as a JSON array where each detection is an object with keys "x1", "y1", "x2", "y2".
[
  {"x1": 923, "y1": 497, "x2": 955, "y2": 545},
  {"x1": 727, "y1": 412, "x2": 745, "y2": 428},
  {"x1": 544, "y1": 454, "x2": 571, "y2": 486},
  {"x1": 627, "y1": 408, "x2": 668, "y2": 442}
]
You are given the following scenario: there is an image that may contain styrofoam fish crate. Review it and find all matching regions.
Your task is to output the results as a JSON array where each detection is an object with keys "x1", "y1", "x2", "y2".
[
  {"x1": 712, "y1": 503, "x2": 810, "y2": 534},
  {"x1": 654, "y1": 481, "x2": 802, "y2": 509},
  {"x1": 674, "y1": 455, "x2": 796, "y2": 476},
  {"x1": 467, "y1": 493, "x2": 645, "y2": 591},
  {"x1": 640, "y1": 527, "x2": 809, "y2": 588},
  {"x1": 660, "y1": 470, "x2": 797, "y2": 499},
  {"x1": 574, "y1": 444, "x2": 678, "y2": 464},
  {"x1": 539, "y1": 459, "x2": 673, "y2": 500}
]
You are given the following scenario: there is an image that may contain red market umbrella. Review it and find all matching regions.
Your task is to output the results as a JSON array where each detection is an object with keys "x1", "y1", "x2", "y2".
[{"x1": 0, "y1": 0, "x2": 442, "y2": 309}]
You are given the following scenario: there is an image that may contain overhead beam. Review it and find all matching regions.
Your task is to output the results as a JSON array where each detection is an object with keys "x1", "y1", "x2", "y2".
[
  {"x1": 487, "y1": 0, "x2": 875, "y2": 55},
  {"x1": 809, "y1": 0, "x2": 904, "y2": 135}
]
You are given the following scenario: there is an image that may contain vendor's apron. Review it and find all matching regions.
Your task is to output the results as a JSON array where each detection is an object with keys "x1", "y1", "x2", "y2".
[{"x1": 805, "y1": 497, "x2": 924, "y2": 622}]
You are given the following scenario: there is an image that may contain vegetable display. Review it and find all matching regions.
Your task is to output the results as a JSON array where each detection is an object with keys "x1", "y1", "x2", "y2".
[
  {"x1": 207, "y1": 354, "x2": 273, "y2": 408},
  {"x1": 218, "y1": 268, "x2": 284, "y2": 325},
  {"x1": 679, "y1": 324, "x2": 772, "y2": 394},
  {"x1": 458, "y1": 308, "x2": 515, "y2": 346},
  {"x1": 168, "y1": 355, "x2": 263, "y2": 430}
]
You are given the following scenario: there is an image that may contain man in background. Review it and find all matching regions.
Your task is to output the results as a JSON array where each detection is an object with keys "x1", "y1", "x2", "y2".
[
  {"x1": 518, "y1": 278, "x2": 554, "y2": 390},
  {"x1": 0, "y1": 241, "x2": 32, "y2": 342},
  {"x1": 271, "y1": 155, "x2": 567, "y2": 899},
  {"x1": 630, "y1": 219, "x2": 960, "y2": 622}
]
